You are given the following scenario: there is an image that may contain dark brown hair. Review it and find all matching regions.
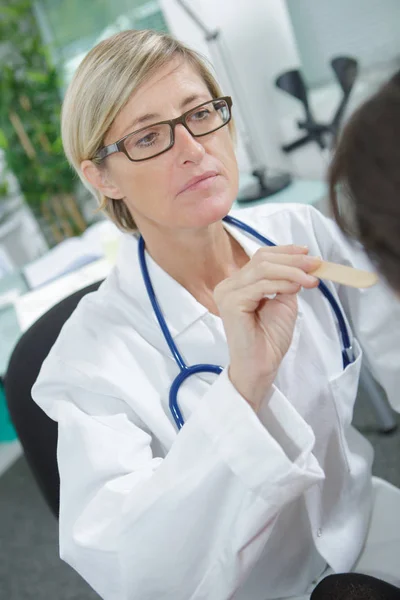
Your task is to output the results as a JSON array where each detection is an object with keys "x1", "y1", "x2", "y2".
[{"x1": 329, "y1": 70, "x2": 400, "y2": 291}]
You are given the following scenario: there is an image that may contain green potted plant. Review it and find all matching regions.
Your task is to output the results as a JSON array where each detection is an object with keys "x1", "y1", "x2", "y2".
[{"x1": 0, "y1": 0, "x2": 88, "y2": 246}]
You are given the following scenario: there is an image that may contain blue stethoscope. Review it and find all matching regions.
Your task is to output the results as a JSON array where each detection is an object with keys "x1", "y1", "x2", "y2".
[{"x1": 138, "y1": 215, "x2": 354, "y2": 430}]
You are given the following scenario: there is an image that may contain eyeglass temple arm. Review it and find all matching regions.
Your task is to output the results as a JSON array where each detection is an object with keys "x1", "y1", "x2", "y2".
[{"x1": 96, "y1": 142, "x2": 118, "y2": 161}]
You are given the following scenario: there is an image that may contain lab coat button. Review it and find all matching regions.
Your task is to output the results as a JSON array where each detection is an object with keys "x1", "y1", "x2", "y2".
[{"x1": 317, "y1": 528, "x2": 322, "y2": 537}]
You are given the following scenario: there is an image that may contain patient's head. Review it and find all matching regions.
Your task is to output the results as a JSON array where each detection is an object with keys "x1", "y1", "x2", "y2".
[{"x1": 329, "y1": 70, "x2": 400, "y2": 293}]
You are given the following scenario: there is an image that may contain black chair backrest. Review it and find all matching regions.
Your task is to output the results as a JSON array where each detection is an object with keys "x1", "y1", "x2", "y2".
[
  {"x1": 275, "y1": 69, "x2": 311, "y2": 115},
  {"x1": 4, "y1": 280, "x2": 102, "y2": 518},
  {"x1": 330, "y1": 56, "x2": 359, "y2": 136},
  {"x1": 331, "y1": 56, "x2": 359, "y2": 96}
]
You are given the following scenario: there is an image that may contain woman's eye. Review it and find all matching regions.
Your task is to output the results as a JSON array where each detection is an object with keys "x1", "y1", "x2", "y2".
[
  {"x1": 191, "y1": 109, "x2": 211, "y2": 121},
  {"x1": 136, "y1": 132, "x2": 158, "y2": 147}
]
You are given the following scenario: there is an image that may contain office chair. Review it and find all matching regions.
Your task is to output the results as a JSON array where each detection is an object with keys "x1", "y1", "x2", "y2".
[
  {"x1": 4, "y1": 280, "x2": 103, "y2": 519},
  {"x1": 275, "y1": 56, "x2": 359, "y2": 153}
]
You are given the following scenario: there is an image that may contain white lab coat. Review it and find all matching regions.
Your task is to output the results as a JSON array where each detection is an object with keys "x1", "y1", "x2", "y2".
[{"x1": 32, "y1": 203, "x2": 400, "y2": 600}]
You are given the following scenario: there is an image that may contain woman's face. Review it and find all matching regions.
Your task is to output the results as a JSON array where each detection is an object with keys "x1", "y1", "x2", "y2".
[{"x1": 95, "y1": 59, "x2": 239, "y2": 233}]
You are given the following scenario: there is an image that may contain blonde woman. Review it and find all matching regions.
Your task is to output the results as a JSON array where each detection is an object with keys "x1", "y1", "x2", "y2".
[{"x1": 33, "y1": 29, "x2": 400, "y2": 599}]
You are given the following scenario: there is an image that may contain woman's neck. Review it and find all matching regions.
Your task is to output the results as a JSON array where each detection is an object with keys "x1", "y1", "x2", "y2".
[{"x1": 141, "y1": 220, "x2": 249, "y2": 314}]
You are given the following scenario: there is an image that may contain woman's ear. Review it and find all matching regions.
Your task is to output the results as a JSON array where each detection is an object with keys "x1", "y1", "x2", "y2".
[{"x1": 81, "y1": 160, "x2": 123, "y2": 200}]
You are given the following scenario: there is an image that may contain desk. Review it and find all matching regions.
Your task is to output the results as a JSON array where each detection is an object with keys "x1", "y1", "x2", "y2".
[
  {"x1": 0, "y1": 272, "x2": 28, "y2": 377},
  {"x1": 0, "y1": 272, "x2": 28, "y2": 451},
  {"x1": 14, "y1": 258, "x2": 111, "y2": 335}
]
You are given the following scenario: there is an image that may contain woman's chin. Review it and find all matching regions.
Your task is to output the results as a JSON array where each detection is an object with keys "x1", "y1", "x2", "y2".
[
  {"x1": 189, "y1": 192, "x2": 235, "y2": 227},
  {"x1": 181, "y1": 184, "x2": 237, "y2": 226}
]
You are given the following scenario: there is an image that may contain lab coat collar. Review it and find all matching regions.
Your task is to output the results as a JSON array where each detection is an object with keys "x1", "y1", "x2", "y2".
[{"x1": 114, "y1": 214, "x2": 265, "y2": 340}]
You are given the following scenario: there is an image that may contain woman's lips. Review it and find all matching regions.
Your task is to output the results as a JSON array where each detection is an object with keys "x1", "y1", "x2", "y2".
[{"x1": 178, "y1": 172, "x2": 219, "y2": 194}]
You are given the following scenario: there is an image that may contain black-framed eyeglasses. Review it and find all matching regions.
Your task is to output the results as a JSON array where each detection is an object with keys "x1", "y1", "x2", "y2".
[{"x1": 93, "y1": 96, "x2": 233, "y2": 163}]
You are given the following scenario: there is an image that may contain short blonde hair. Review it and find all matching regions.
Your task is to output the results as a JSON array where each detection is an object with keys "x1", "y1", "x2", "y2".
[{"x1": 62, "y1": 29, "x2": 234, "y2": 233}]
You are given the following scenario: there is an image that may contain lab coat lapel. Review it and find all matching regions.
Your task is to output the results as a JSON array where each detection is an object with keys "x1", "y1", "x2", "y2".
[{"x1": 114, "y1": 234, "x2": 208, "y2": 352}]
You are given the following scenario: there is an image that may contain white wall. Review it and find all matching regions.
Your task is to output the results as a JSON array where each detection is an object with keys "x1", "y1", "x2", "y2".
[
  {"x1": 286, "y1": 0, "x2": 400, "y2": 87},
  {"x1": 159, "y1": 0, "x2": 301, "y2": 175}
]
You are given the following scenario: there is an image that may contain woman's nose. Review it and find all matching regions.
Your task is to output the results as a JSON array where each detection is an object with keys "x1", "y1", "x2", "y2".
[{"x1": 174, "y1": 123, "x2": 205, "y2": 163}]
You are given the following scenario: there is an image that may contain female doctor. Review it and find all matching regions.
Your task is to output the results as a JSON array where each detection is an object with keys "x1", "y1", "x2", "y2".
[{"x1": 32, "y1": 30, "x2": 400, "y2": 600}]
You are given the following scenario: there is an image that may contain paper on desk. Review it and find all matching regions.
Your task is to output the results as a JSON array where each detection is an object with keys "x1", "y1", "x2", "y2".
[
  {"x1": 14, "y1": 258, "x2": 111, "y2": 332},
  {"x1": 0, "y1": 288, "x2": 21, "y2": 310},
  {"x1": 22, "y1": 221, "x2": 122, "y2": 290}
]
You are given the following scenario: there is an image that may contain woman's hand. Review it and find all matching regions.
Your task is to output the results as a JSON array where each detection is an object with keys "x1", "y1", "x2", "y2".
[{"x1": 213, "y1": 246, "x2": 321, "y2": 411}]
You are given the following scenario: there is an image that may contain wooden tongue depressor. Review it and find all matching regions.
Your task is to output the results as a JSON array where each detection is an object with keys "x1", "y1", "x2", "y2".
[{"x1": 310, "y1": 260, "x2": 378, "y2": 288}]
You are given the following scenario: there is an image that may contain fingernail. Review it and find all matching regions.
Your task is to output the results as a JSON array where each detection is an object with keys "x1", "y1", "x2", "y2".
[
  {"x1": 304, "y1": 256, "x2": 321, "y2": 267},
  {"x1": 306, "y1": 275, "x2": 319, "y2": 283}
]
